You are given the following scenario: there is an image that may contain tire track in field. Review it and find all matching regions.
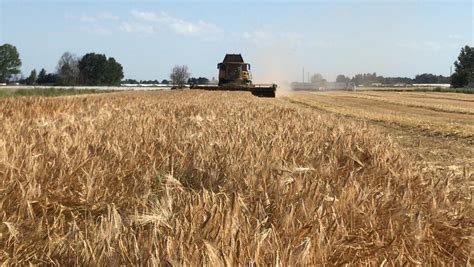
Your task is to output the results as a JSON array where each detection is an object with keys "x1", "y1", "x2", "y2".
[
  {"x1": 326, "y1": 93, "x2": 474, "y2": 115},
  {"x1": 283, "y1": 95, "x2": 474, "y2": 180},
  {"x1": 359, "y1": 91, "x2": 474, "y2": 102},
  {"x1": 388, "y1": 94, "x2": 474, "y2": 103},
  {"x1": 284, "y1": 94, "x2": 474, "y2": 143}
]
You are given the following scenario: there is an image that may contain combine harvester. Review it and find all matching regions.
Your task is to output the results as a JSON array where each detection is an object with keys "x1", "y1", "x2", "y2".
[{"x1": 190, "y1": 54, "x2": 277, "y2": 97}]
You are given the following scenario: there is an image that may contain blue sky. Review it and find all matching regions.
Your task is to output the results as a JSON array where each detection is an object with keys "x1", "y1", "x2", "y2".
[{"x1": 1, "y1": 0, "x2": 472, "y2": 82}]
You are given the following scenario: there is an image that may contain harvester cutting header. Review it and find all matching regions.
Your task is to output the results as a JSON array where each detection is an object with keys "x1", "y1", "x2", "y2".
[{"x1": 190, "y1": 54, "x2": 277, "y2": 97}]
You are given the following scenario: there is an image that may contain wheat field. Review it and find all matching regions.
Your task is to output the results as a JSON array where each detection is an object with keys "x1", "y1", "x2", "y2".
[{"x1": 0, "y1": 91, "x2": 472, "y2": 265}]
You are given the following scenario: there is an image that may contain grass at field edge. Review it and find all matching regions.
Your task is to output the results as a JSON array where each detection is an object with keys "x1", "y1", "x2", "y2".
[{"x1": 0, "y1": 88, "x2": 116, "y2": 98}]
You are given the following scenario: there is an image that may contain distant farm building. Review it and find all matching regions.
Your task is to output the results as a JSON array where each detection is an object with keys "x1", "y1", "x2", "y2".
[{"x1": 291, "y1": 82, "x2": 356, "y2": 91}]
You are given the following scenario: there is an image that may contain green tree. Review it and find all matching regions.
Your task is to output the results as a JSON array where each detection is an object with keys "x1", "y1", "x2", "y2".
[
  {"x1": 188, "y1": 77, "x2": 209, "y2": 84},
  {"x1": 26, "y1": 69, "x2": 37, "y2": 85},
  {"x1": 123, "y1": 79, "x2": 138, "y2": 84},
  {"x1": 336, "y1": 74, "x2": 350, "y2": 83},
  {"x1": 310, "y1": 73, "x2": 326, "y2": 84},
  {"x1": 78, "y1": 53, "x2": 124, "y2": 86},
  {"x1": 0, "y1": 44, "x2": 22, "y2": 83},
  {"x1": 451, "y1": 45, "x2": 473, "y2": 88},
  {"x1": 414, "y1": 73, "x2": 450, "y2": 84},
  {"x1": 36, "y1": 68, "x2": 57, "y2": 84},
  {"x1": 37, "y1": 68, "x2": 47, "y2": 84},
  {"x1": 78, "y1": 53, "x2": 107, "y2": 85},
  {"x1": 351, "y1": 72, "x2": 380, "y2": 86},
  {"x1": 104, "y1": 57, "x2": 124, "y2": 86},
  {"x1": 451, "y1": 71, "x2": 470, "y2": 88}
]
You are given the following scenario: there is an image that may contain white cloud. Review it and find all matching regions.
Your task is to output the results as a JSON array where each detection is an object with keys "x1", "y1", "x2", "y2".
[
  {"x1": 96, "y1": 12, "x2": 119, "y2": 21},
  {"x1": 66, "y1": 12, "x2": 118, "y2": 36},
  {"x1": 66, "y1": 12, "x2": 119, "y2": 22},
  {"x1": 125, "y1": 10, "x2": 221, "y2": 39},
  {"x1": 78, "y1": 15, "x2": 95, "y2": 22},
  {"x1": 119, "y1": 21, "x2": 155, "y2": 34},
  {"x1": 242, "y1": 30, "x2": 306, "y2": 48},
  {"x1": 279, "y1": 32, "x2": 304, "y2": 47},
  {"x1": 67, "y1": 9, "x2": 312, "y2": 45},
  {"x1": 242, "y1": 30, "x2": 276, "y2": 45},
  {"x1": 130, "y1": 10, "x2": 158, "y2": 22}
]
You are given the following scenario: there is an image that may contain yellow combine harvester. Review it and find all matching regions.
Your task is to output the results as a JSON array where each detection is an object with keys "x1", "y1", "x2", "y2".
[{"x1": 190, "y1": 54, "x2": 277, "y2": 97}]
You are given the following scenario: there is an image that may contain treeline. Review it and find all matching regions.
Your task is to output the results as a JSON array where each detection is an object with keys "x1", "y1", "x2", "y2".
[
  {"x1": 0, "y1": 44, "x2": 208, "y2": 87},
  {"x1": 20, "y1": 52, "x2": 123, "y2": 86},
  {"x1": 335, "y1": 73, "x2": 450, "y2": 86},
  {"x1": 316, "y1": 45, "x2": 472, "y2": 88},
  {"x1": 32, "y1": 52, "x2": 123, "y2": 86},
  {"x1": 1, "y1": 43, "x2": 472, "y2": 88},
  {"x1": 0, "y1": 44, "x2": 123, "y2": 86}
]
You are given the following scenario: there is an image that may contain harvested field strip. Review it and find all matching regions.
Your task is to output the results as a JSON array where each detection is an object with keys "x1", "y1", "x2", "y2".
[
  {"x1": 336, "y1": 93, "x2": 474, "y2": 115},
  {"x1": 361, "y1": 91, "x2": 474, "y2": 104},
  {"x1": 406, "y1": 94, "x2": 474, "y2": 103},
  {"x1": 356, "y1": 87, "x2": 421, "y2": 91},
  {"x1": 0, "y1": 91, "x2": 472, "y2": 265},
  {"x1": 288, "y1": 93, "x2": 474, "y2": 140},
  {"x1": 383, "y1": 92, "x2": 474, "y2": 102},
  {"x1": 356, "y1": 87, "x2": 474, "y2": 94}
]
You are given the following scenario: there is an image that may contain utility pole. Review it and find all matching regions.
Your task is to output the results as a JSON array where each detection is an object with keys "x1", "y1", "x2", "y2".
[
  {"x1": 450, "y1": 66, "x2": 452, "y2": 76},
  {"x1": 302, "y1": 68, "x2": 305, "y2": 83}
]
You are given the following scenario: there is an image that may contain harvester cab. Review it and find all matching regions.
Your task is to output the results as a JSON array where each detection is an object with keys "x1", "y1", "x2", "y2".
[
  {"x1": 217, "y1": 54, "x2": 252, "y2": 86},
  {"x1": 190, "y1": 54, "x2": 277, "y2": 97}
]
